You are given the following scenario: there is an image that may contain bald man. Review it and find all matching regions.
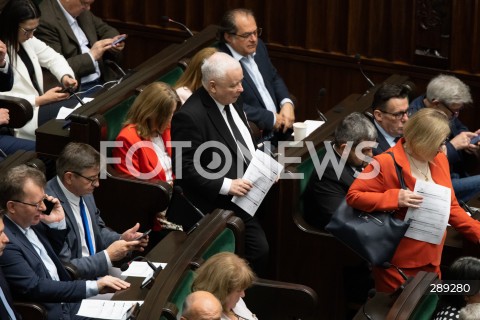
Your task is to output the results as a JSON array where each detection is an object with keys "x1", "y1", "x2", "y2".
[{"x1": 181, "y1": 291, "x2": 222, "y2": 320}]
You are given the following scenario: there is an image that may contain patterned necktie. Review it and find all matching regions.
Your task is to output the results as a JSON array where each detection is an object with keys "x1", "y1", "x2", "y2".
[
  {"x1": 224, "y1": 105, "x2": 252, "y2": 165},
  {"x1": 79, "y1": 197, "x2": 95, "y2": 255}
]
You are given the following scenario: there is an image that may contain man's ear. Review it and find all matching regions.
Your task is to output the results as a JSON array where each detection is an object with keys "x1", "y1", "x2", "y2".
[
  {"x1": 63, "y1": 172, "x2": 74, "y2": 186},
  {"x1": 373, "y1": 109, "x2": 382, "y2": 122},
  {"x1": 209, "y1": 80, "x2": 216, "y2": 94},
  {"x1": 6, "y1": 201, "x2": 15, "y2": 215},
  {"x1": 224, "y1": 32, "x2": 233, "y2": 44},
  {"x1": 337, "y1": 143, "x2": 347, "y2": 155}
]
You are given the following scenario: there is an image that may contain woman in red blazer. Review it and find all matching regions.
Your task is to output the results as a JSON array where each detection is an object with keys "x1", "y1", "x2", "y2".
[
  {"x1": 347, "y1": 108, "x2": 480, "y2": 292},
  {"x1": 113, "y1": 82, "x2": 180, "y2": 183}
]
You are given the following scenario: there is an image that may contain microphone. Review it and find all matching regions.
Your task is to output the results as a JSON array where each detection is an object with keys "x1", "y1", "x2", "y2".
[
  {"x1": 161, "y1": 16, "x2": 194, "y2": 37},
  {"x1": 66, "y1": 87, "x2": 85, "y2": 106},
  {"x1": 355, "y1": 53, "x2": 375, "y2": 88},
  {"x1": 362, "y1": 288, "x2": 376, "y2": 320},
  {"x1": 316, "y1": 87, "x2": 328, "y2": 121},
  {"x1": 382, "y1": 262, "x2": 408, "y2": 281},
  {"x1": 121, "y1": 256, "x2": 162, "y2": 289},
  {"x1": 173, "y1": 186, "x2": 206, "y2": 235}
]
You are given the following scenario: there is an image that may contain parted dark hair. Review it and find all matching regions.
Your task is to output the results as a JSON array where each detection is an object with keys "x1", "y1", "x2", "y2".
[
  {"x1": 0, "y1": 164, "x2": 46, "y2": 211},
  {"x1": 217, "y1": 8, "x2": 255, "y2": 43},
  {"x1": 56, "y1": 142, "x2": 100, "y2": 178},
  {"x1": 0, "y1": 0, "x2": 41, "y2": 65},
  {"x1": 371, "y1": 83, "x2": 410, "y2": 111}
]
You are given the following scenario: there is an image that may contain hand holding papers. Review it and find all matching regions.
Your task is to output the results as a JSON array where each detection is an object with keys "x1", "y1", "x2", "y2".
[
  {"x1": 404, "y1": 180, "x2": 451, "y2": 245},
  {"x1": 232, "y1": 149, "x2": 284, "y2": 216}
]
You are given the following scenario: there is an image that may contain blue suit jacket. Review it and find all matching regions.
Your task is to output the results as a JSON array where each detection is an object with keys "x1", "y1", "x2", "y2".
[
  {"x1": 46, "y1": 177, "x2": 121, "y2": 280},
  {"x1": 218, "y1": 40, "x2": 291, "y2": 134},
  {"x1": 0, "y1": 218, "x2": 86, "y2": 320},
  {"x1": 0, "y1": 267, "x2": 21, "y2": 320}
]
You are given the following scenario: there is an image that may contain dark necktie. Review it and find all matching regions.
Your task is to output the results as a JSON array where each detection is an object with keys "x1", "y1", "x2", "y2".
[
  {"x1": 224, "y1": 105, "x2": 252, "y2": 165},
  {"x1": 79, "y1": 197, "x2": 95, "y2": 255}
]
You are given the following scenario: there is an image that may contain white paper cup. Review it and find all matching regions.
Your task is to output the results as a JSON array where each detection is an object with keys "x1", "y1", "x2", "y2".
[{"x1": 293, "y1": 122, "x2": 308, "y2": 141}]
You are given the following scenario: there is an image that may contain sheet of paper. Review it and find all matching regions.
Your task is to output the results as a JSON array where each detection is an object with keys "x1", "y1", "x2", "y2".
[
  {"x1": 56, "y1": 97, "x2": 94, "y2": 119},
  {"x1": 232, "y1": 149, "x2": 284, "y2": 216},
  {"x1": 404, "y1": 180, "x2": 451, "y2": 245},
  {"x1": 291, "y1": 120, "x2": 325, "y2": 138},
  {"x1": 120, "y1": 261, "x2": 166, "y2": 277},
  {"x1": 76, "y1": 300, "x2": 143, "y2": 319}
]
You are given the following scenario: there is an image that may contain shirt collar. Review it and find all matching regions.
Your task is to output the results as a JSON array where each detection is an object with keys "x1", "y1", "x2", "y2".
[
  {"x1": 374, "y1": 120, "x2": 398, "y2": 147},
  {"x1": 56, "y1": 176, "x2": 81, "y2": 207},
  {"x1": 57, "y1": 0, "x2": 76, "y2": 25}
]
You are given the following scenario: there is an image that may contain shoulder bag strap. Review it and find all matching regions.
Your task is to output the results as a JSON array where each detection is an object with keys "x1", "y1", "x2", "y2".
[{"x1": 386, "y1": 151, "x2": 407, "y2": 190}]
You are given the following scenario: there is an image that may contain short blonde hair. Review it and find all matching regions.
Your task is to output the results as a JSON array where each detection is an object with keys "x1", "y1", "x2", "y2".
[
  {"x1": 404, "y1": 108, "x2": 450, "y2": 160},
  {"x1": 191, "y1": 252, "x2": 256, "y2": 310},
  {"x1": 124, "y1": 82, "x2": 180, "y2": 139},
  {"x1": 174, "y1": 47, "x2": 218, "y2": 92}
]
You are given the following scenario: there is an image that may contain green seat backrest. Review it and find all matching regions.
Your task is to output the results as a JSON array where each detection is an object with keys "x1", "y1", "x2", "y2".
[
  {"x1": 103, "y1": 95, "x2": 136, "y2": 144},
  {"x1": 157, "y1": 67, "x2": 184, "y2": 85},
  {"x1": 297, "y1": 147, "x2": 327, "y2": 196},
  {"x1": 202, "y1": 228, "x2": 236, "y2": 261},
  {"x1": 409, "y1": 294, "x2": 439, "y2": 320},
  {"x1": 160, "y1": 270, "x2": 195, "y2": 320}
]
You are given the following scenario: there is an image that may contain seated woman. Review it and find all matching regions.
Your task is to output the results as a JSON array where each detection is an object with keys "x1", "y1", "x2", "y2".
[
  {"x1": 433, "y1": 256, "x2": 480, "y2": 320},
  {"x1": 303, "y1": 112, "x2": 377, "y2": 229},
  {"x1": 113, "y1": 82, "x2": 180, "y2": 183},
  {"x1": 173, "y1": 47, "x2": 217, "y2": 104},
  {"x1": 0, "y1": 0, "x2": 78, "y2": 140},
  {"x1": 192, "y1": 252, "x2": 257, "y2": 320},
  {"x1": 347, "y1": 108, "x2": 480, "y2": 293}
]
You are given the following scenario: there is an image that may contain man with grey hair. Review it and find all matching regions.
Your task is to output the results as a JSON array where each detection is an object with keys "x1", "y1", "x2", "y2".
[
  {"x1": 46, "y1": 142, "x2": 147, "y2": 280},
  {"x1": 171, "y1": 52, "x2": 269, "y2": 275},
  {"x1": 180, "y1": 291, "x2": 222, "y2": 320},
  {"x1": 409, "y1": 74, "x2": 480, "y2": 202},
  {"x1": 304, "y1": 112, "x2": 377, "y2": 229}
]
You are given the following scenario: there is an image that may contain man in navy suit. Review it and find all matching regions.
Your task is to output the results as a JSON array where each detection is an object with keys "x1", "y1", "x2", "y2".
[
  {"x1": 370, "y1": 83, "x2": 410, "y2": 156},
  {"x1": 0, "y1": 164, "x2": 130, "y2": 320},
  {"x1": 217, "y1": 8, "x2": 295, "y2": 145},
  {"x1": 172, "y1": 52, "x2": 269, "y2": 276},
  {"x1": 46, "y1": 142, "x2": 147, "y2": 280}
]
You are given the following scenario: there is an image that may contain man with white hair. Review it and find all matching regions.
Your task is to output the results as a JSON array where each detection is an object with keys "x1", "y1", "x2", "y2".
[{"x1": 171, "y1": 52, "x2": 269, "y2": 275}]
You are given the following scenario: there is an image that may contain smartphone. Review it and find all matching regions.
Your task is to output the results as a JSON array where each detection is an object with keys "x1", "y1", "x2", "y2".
[
  {"x1": 134, "y1": 229, "x2": 151, "y2": 241},
  {"x1": 471, "y1": 135, "x2": 480, "y2": 145},
  {"x1": 43, "y1": 199, "x2": 55, "y2": 215},
  {"x1": 59, "y1": 87, "x2": 72, "y2": 93},
  {"x1": 112, "y1": 35, "x2": 127, "y2": 46}
]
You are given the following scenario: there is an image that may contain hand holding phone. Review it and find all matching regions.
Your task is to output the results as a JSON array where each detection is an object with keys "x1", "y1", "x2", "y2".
[
  {"x1": 43, "y1": 199, "x2": 55, "y2": 215},
  {"x1": 470, "y1": 135, "x2": 480, "y2": 145},
  {"x1": 112, "y1": 35, "x2": 127, "y2": 46},
  {"x1": 59, "y1": 87, "x2": 71, "y2": 93},
  {"x1": 134, "y1": 229, "x2": 151, "y2": 241}
]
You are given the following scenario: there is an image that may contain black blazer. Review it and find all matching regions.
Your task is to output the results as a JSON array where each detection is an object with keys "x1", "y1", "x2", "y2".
[
  {"x1": 171, "y1": 86, "x2": 255, "y2": 215},
  {"x1": 0, "y1": 65, "x2": 13, "y2": 91}
]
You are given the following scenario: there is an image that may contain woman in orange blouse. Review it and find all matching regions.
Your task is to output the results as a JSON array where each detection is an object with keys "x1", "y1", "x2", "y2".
[
  {"x1": 113, "y1": 82, "x2": 180, "y2": 183},
  {"x1": 347, "y1": 108, "x2": 480, "y2": 292}
]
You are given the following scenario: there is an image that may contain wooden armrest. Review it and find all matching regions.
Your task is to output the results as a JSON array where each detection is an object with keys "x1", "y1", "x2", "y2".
[
  {"x1": 0, "y1": 94, "x2": 33, "y2": 128},
  {"x1": 62, "y1": 261, "x2": 81, "y2": 280},
  {"x1": 14, "y1": 301, "x2": 47, "y2": 320},
  {"x1": 244, "y1": 278, "x2": 318, "y2": 319}
]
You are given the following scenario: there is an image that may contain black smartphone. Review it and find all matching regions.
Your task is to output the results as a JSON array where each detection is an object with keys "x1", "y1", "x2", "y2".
[
  {"x1": 134, "y1": 229, "x2": 151, "y2": 241},
  {"x1": 470, "y1": 135, "x2": 480, "y2": 145},
  {"x1": 59, "y1": 87, "x2": 71, "y2": 93},
  {"x1": 112, "y1": 35, "x2": 127, "y2": 46},
  {"x1": 43, "y1": 199, "x2": 55, "y2": 215}
]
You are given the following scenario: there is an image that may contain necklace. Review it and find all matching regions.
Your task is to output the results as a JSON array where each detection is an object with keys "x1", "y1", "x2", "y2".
[{"x1": 407, "y1": 152, "x2": 430, "y2": 181}]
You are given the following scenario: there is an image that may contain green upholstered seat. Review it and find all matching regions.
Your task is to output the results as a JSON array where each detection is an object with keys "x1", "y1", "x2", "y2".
[
  {"x1": 409, "y1": 294, "x2": 439, "y2": 320},
  {"x1": 201, "y1": 228, "x2": 236, "y2": 261},
  {"x1": 297, "y1": 147, "x2": 327, "y2": 212},
  {"x1": 157, "y1": 67, "x2": 184, "y2": 85},
  {"x1": 160, "y1": 270, "x2": 196, "y2": 320},
  {"x1": 103, "y1": 95, "x2": 136, "y2": 143}
]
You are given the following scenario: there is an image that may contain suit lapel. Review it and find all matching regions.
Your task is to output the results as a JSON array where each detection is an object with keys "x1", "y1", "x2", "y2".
[
  {"x1": 77, "y1": 13, "x2": 97, "y2": 46},
  {"x1": 5, "y1": 218, "x2": 39, "y2": 259},
  {"x1": 50, "y1": 0, "x2": 80, "y2": 46}
]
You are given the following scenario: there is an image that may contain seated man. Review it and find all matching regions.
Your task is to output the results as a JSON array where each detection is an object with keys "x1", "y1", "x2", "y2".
[
  {"x1": 369, "y1": 83, "x2": 410, "y2": 156},
  {"x1": 36, "y1": 0, "x2": 126, "y2": 92},
  {"x1": 0, "y1": 164, "x2": 129, "y2": 319},
  {"x1": 180, "y1": 291, "x2": 222, "y2": 320},
  {"x1": 46, "y1": 142, "x2": 147, "y2": 280},
  {"x1": 217, "y1": 8, "x2": 295, "y2": 145},
  {"x1": 409, "y1": 74, "x2": 480, "y2": 202},
  {"x1": 304, "y1": 112, "x2": 377, "y2": 229}
]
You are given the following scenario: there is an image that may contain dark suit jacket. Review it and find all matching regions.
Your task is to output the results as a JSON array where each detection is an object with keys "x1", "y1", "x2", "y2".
[
  {"x1": 0, "y1": 218, "x2": 86, "y2": 320},
  {"x1": 171, "y1": 86, "x2": 255, "y2": 215},
  {"x1": 303, "y1": 143, "x2": 357, "y2": 229},
  {"x1": 0, "y1": 65, "x2": 13, "y2": 91},
  {"x1": 46, "y1": 178, "x2": 121, "y2": 280},
  {"x1": 36, "y1": 0, "x2": 120, "y2": 82},
  {"x1": 0, "y1": 267, "x2": 21, "y2": 320},
  {"x1": 218, "y1": 40, "x2": 291, "y2": 134}
]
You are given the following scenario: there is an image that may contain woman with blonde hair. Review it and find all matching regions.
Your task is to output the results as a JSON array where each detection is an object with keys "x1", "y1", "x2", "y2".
[
  {"x1": 113, "y1": 81, "x2": 180, "y2": 183},
  {"x1": 192, "y1": 252, "x2": 258, "y2": 320},
  {"x1": 174, "y1": 47, "x2": 217, "y2": 104},
  {"x1": 347, "y1": 108, "x2": 480, "y2": 293}
]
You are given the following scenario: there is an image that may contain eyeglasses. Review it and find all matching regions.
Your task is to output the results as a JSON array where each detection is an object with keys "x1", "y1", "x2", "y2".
[
  {"x1": 379, "y1": 110, "x2": 409, "y2": 120},
  {"x1": 440, "y1": 138, "x2": 448, "y2": 147},
  {"x1": 68, "y1": 171, "x2": 99, "y2": 185},
  {"x1": 442, "y1": 103, "x2": 461, "y2": 118},
  {"x1": 230, "y1": 28, "x2": 262, "y2": 39},
  {"x1": 19, "y1": 26, "x2": 37, "y2": 36},
  {"x1": 11, "y1": 195, "x2": 46, "y2": 211}
]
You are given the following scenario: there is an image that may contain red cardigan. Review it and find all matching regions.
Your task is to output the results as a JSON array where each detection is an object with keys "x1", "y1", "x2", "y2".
[
  {"x1": 113, "y1": 124, "x2": 172, "y2": 182},
  {"x1": 346, "y1": 138, "x2": 480, "y2": 268}
]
